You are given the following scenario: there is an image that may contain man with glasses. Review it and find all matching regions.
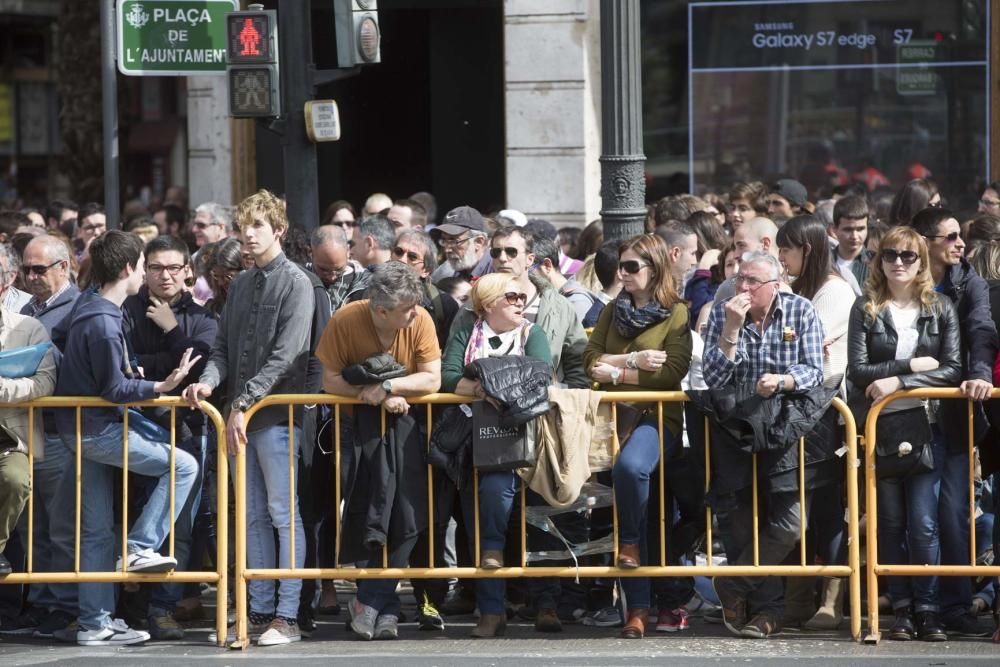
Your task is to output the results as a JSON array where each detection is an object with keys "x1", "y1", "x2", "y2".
[
  {"x1": 121, "y1": 235, "x2": 217, "y2": 640},
  {"x1": 702, "y1": 251, "x2": 826, "y2": 639},
  {"x1": 911, "y1": 207, "x2": 998, "y2": 637},
  {"x1": 308, "y1": 224, "x2": 366, "y2": 313},
  {"x1": 74, "y1": 203, "x2": 107, "y2": 262},
  {"x1": 429, "y1": 206, "x2": 491, "y2": 284},
  {"x1": 191, "y1": 203, "x2": 232, "y2": 248},
  {"x1": 0, "y1": 236, "x2": 82, "y2": 639}
]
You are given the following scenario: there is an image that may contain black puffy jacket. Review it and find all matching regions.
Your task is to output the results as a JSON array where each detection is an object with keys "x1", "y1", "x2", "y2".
[
  {"x1": 465, "y1": 356, "x2": 551, "y2": 428},
  {"x1": 846, "y1": 295, "x2": 962, "y2": 427}
]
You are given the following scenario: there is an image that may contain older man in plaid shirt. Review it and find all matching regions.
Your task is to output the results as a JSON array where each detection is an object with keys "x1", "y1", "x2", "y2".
[{"x1": 701, "y1": 251, "x2": 825, "y2": 640}]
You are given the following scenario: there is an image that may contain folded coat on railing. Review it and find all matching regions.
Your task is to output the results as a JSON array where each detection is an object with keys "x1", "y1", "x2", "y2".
[{"x1": 465, "y1": 356, "x2": 551, "y2": 427}]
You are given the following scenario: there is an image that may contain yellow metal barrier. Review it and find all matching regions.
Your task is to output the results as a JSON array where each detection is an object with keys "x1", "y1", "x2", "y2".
[
  {"x1": 0, "y1": 397, "x2": 229, "y2": 647},
  {"x1": 238, "y1": 392, "x2": 862, "y2": 647},
  {"x1": 863, "y1": 388, "x2": 1000, "y2": 644}
]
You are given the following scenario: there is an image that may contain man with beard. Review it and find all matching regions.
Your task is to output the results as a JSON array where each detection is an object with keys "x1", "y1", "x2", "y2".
[{"x1": 429, "y1": 206, "x2": 491, "y2": 284}]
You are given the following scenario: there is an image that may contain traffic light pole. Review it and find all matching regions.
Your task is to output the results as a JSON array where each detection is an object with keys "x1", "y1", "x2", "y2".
[
  {"x1": 599, "y1": 0, "x2": 645, "y2": 241},
  {"x1": 278, "y1": 0, "x2": 319, "y2": 231},
  {"x1": 100, "y1": 0, "x2": 120, "y2": 227}
]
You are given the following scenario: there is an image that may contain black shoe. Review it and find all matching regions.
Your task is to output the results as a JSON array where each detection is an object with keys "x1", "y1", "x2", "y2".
[
  {"x1": 888, "y1": 608, "x2": 915, "y2": 641},
  {"x1": 0, "y1": 607, "x2": 47, "y2": 636},
  {"x1": 943, "y1": 611, "x2": 990, "y2": 637},
  {"x1": 297, "y1": 611, "x2": 316, "y2": 638},
  {"x1": 440, "y1": 589, "x2": 476, "y2": 616},
  {"x1": 0, "y1": 554, "x2": 11, "y2": 576},
  {"x1": 916, "y1": 611, "x2": 947, "y2": 642}
]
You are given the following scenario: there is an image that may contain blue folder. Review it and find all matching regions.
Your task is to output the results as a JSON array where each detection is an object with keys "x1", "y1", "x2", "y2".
[{"x1": 0, "y1": 341, "x2": 51, "y2": 378}]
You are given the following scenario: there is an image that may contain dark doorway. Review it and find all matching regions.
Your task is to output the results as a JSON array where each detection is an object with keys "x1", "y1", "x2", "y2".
[{"x1": 255, "y1": 0, "x2": 505, "y2": 223}]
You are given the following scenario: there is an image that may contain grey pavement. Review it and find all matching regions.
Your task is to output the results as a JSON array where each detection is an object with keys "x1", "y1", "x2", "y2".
[{"x1": 1, "y1": 614, "x2": 997, "y2": 666}]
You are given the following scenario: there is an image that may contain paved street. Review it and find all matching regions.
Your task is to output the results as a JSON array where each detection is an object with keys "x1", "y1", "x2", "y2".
[{"x1": 1, "y1": 607, "x2": 996, "y2": 666}]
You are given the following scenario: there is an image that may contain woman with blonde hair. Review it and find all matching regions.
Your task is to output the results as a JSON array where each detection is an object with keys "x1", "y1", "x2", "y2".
[
  {"x1": 440, "y1": 272, "x2": 553, "y2": 638},
  {"x1": 584, "y1": 234, "x2": 692, "y2": 638},
  {"x1": 847, "y1": 226, "x2": 961, "y2": 642}
]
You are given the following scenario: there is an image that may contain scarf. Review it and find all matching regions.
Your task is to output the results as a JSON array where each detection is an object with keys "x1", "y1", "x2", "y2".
[
  {"x1": 464, "y1": 318, "x2": 532, "y2": 365},
  {"x1": 612, "y1": 292, "x2": 673, "y2": 339}
]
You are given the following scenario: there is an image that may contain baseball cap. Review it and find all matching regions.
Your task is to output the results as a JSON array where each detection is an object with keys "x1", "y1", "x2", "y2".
[
  {"x1": 431, "y1": 205, "x2": 485, "y2": 238},
  {"x1": 772, "y1": 179, "x2": 809, "y2": 208}
]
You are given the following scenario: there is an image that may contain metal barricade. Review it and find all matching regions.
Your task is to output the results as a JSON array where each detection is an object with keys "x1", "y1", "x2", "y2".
[
  {"x1": 0, "y1": 397, "x2": 229, "y2": 647},
  {"x1": 237, "y1": 392, "x2": 862, "y2": 647},
  {"x1": 863, "y1": 388, "x2": 1000, "y2": 644}
]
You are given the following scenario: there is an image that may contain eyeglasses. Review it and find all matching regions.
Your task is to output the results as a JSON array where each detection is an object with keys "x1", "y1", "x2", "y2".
[
  {"x1": 490, "y1": 246, "x2": 519, "y2": 260},
  {"x1": 980, "y1": 198, "x2": 1000, "y2": 209},
  {"x1": 880, "y1": 248, "x2": 919, "y2": 265},
  {"x1": 618, "y1": 260, "x2": 650, "y2": 274},
  {"x1": 192, "y1": 221, "x2": 220, "y2": 230},
  {"x1": 312, "y1": 263, "x2": 346, "y2": 278},
  {"x1": 147, "y1": 263, "x2": 187, "y2": 276},
  {"x1": 392, "y1": 247, "x2": 424, "y2": 264},
  {"x1": 735, "y1": 274, "x2": 777, "y2": 290},
  {"x1": 440, "y1": 235, "x2": 470, "y2": 248},
  {"x1": 923, "y1": 231, "x2": 961, "y2": 244},
  {"x1": 503, "y1": 291, "x2": 528, "y2": 306},
  {"x1": 22, "y1": 260, "x2": 64, "y2": 277}
]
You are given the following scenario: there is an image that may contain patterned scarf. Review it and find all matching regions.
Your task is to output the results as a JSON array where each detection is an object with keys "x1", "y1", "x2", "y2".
[
  {"x1": 464, "y1": 318, "x2": 531, "y2": 365},
  {"x1": 612, "y1": 292, "x2": 672, "y2": 339}
]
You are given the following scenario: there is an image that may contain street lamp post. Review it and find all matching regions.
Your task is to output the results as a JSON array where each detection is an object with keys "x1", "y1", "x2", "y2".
[{"x1": 599, "y1": 0, "x2": 646, "y2": 242}]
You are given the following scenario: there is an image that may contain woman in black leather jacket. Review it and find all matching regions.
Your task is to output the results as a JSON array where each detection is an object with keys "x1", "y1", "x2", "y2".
[{"x1": 847, "y1": 226, "x2": 961, "y2": 642}]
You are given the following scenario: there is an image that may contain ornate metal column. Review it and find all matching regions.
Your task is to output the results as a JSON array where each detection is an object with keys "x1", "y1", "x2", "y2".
[{"x1": 599, "y1": 0, "x2": 646, "y2": 241}]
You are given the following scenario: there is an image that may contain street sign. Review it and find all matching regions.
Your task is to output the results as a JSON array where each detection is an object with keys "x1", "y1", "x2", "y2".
[
  {"x1": 117, "y1": 0, "x2": 238, "y2": 76},
  {"x1": 304, "y1": 101, "x2": 341, "y2": 142}
]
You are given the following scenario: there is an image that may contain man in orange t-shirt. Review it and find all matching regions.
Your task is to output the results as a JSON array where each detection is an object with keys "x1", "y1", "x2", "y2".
[{"x1": 316, "y1": 262, "x2": 440, "y2": 641}]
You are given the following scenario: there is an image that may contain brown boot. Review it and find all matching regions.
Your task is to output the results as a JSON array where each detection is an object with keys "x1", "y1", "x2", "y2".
[
  {"x1": 781, "y1": 576, "x2": 817, "y2": 628},
  {"x1": 617, "y1": 543, "x2": 640, "y2": 569},
  {"x1": 535, "y1": 608, "x2": 562, "y2": 633},
  {"x1": 471, "y1": 613, "x2": 507, "y2": 638},
  {"x1": 803, "y1": 577, "x2": 845, "y2": 630},
  {"x1": 621, "y1": 608, "x2": 649, "y2": 639}
]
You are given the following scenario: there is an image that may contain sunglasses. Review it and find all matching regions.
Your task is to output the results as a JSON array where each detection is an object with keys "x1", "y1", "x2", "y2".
[
  {"x1": 490, "y1": 246, "x2": 519, "y2": 260},
  {"x1": 923, "y1": 231, "x2": 961, "y2": 244},
  {"x1": 618, "y1": 260, "x2": 650, "y2": 274},
  {"x1": 880, "y1": 248, "x2": 919, "y2": 265},
  {"x1": 22, "y1": 260, "x2": 64, "y2": 277},
  {"x1": 392, "y1": 247, "x2": 423, "y2": 264},
  {"x1": 503, "y1": 291, "x2": 528, "y2": 306}
]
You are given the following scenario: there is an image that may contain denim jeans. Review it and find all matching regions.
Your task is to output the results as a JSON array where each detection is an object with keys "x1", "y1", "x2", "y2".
[
  {"x1": 875, "y1": 428, "x2": 946, "y2": 613},
  {"x1": 24, "y1": 435, "x2": 78, "y2": 615},
  {"x1": 230, "y1": 424, "x2": 305, "y2": 620},
  {"x1": 715, "y1": 487, "x2": 812, "y2": 616},
  {"x1": 612, "y1": 420, "x2": 679, "y2": 610},
  {"x1": 936, "y1": 447, "x2": 973, "y2": 619},
  {"x1": 63, "y1": 421, "x2": 198, "y2": 631}
]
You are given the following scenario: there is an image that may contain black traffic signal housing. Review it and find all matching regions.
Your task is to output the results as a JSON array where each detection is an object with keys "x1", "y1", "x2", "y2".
[
  {"x1": 225, "y1": 6, "x2": 281, "y2": 117},
  {"x1": 334, "y1": 0, "x2": 381, "y2": 68}
]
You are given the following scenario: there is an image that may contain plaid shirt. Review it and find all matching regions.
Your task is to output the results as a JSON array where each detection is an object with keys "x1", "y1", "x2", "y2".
[{"x1": 703, "y1": 291, "x2": 825, "y2": 390}]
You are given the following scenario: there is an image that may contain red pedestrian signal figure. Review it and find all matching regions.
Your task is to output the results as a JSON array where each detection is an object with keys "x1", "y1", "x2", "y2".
[{"x1": 239, "y1": 18, "x2": 261, "y2": 57}]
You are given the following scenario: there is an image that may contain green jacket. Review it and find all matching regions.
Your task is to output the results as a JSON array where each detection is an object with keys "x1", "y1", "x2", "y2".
[
  {"x1": 441, "y1": 320, "x2": 551, "y2": 392},
  {"x1": 448, "y1": 274, "x2": 589, "y2": 388}
]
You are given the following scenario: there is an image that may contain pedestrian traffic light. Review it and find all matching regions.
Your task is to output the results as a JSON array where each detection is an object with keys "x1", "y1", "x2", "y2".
[
  {"x1": 334, "y1": 0, "x2": 381, "y2": 68},
  {"x1": 226, "y1": 6, "x2": 281, "y2": 118}
]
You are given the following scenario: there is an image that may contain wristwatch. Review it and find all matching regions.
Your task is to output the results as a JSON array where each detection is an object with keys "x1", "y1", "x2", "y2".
[
  {"x1": 777, "y1": 376, "x2": 786, "y2": 393},
  {"x1": 610, "y1": 367, "x2": 621, "y2": 386},
  {"x1": 231, "y1": 396, "x2": 252, "y2": 412},
  {"x1": 381, "y1": 379, "x2": 393, "y2": 395}
]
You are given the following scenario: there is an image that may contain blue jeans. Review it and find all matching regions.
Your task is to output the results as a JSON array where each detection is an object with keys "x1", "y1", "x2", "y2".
[
  {"x1": 63, "y1": 421, "x2": 198, "y2": 631},
  {"x1": 24, "y1": 435, "x2": 78, "y2": 615},
  {"x1": 230, "y1": 424, "x2": 305, "y2": 620},
  {"x1": 876, "y1": 429, "x2": 946, "y2": 613},
  {"x1": 612, "y1": 421, "x2": 679, "y2": 610},
  {"x1": 937, "y1": 447, "x2": 973, "y2": 619}
]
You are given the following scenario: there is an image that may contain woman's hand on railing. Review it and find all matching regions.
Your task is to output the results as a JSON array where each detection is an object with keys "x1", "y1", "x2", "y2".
[
  {"x1": 960, "y1": 378, "x2": 994, "y2": 401},
  {"x1": 865, "y1": 376, "x2": 902, "y2": 403}
]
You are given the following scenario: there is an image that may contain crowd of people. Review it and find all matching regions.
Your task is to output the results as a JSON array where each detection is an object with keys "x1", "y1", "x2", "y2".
[{"x1": 0, "y1": 175, "x2": 997, "y2": 648}]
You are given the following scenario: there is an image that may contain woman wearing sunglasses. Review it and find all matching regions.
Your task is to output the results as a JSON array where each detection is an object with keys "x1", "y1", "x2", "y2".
[
  {"x1": 440, "y1": 273, "x2": 553, "y2": 638},
  {"x1": 775, "y1": 215, "x2": 856, "y2": 629},
  {"x1": 583, "y1": 234, "x2": 693, "y2": 639},
  {"x1": 847, "y1": 226, "x2": 961, "y2": 642}
]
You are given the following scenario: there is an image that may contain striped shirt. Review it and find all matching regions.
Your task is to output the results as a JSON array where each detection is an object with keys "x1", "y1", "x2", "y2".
[{"x1": 702, "y1": 291, "x2": 825, "y2": 390}]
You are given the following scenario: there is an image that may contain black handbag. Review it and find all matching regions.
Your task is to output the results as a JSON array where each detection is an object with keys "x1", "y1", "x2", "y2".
[
  {"x1": 472, "y1": 400, "x2": 536, "y2": 471},
  {"x1": 874, "y1": 407, "x2": 935, "y2": 479}
]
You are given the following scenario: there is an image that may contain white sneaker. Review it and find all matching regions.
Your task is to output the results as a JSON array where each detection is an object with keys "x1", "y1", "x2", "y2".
[
  {"x1": 257, "y1": 618, "x2": 301, "y2": 646},
  {"x1": 207, "y1": 619, "x2": 270, "y2": 644},
  {"x1": 348, "y1": 598, "x2": 379, "y2": 640},
  {"x1": 117, "y1": 549, "x2": 177, "y2": 573},
  {"x1": 77, "y1": 619, "x2": 150, "y2": 646},
  {"x1": 374, "y1": 614, "x2": 399, "y2": 640}
]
